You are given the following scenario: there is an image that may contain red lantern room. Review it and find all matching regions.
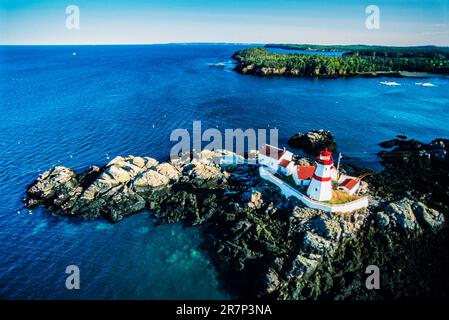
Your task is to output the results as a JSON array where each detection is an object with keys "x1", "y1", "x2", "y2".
[{"x1": 317, "y1": 148, "x2": 333, "y2": 165}]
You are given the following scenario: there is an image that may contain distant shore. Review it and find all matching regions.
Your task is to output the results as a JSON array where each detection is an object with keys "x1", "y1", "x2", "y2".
[{"x1": 232, "y1": 45, "x2": 449, "y2": 79}]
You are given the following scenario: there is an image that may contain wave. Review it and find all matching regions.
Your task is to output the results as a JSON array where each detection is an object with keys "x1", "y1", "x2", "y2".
[
  {"x1": 416, "y1": 82, "x2": 436, "y2": 87},
  {"x1": 208, "y1": 62, "x2": 226, "y2": 68},
  {"x1": 380, "y1": 81, "x2": 401, "y2": 86}
]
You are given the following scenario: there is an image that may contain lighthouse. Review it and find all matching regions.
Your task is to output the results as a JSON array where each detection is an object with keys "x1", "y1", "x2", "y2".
[{"x1": 307, "y1": 148, "x2": 334, "y2": 201}]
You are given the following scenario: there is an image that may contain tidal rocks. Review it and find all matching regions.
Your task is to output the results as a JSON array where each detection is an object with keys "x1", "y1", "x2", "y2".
[
  {"x1": 133, "y1": 170, "x2": 170, "y2": 192},
  {"x1": 288, "y1": 130, "x2": 337, "y2": 155},
  {"x1": 25, "y1": 154, "x2": 204, "y2": 222},
  {"x1": 379, "y1": 139, "x2": 402, "y2": 149},
  {"x1": 412, "y1": 202, "x2": 445, "y2": 231},
  {"x1": 241, "y1": 188, "x2": 264, "y2": 209},
  {"x1": 373, "y1": 198, "x2": 445, "y2": 235},
  {"x1": 382, "y1": 198, "x2": 423, "y2": 233},
  {"x1": 24, "y1": 166, "x2": 82, "y2": 213},
  {"x1": 24, "y1": 150, "x2": 235, "y2": 223},
  {"x1": 155, "y1": 163, "x2": 181, "y2": 183},
  {"x1": 23, "y1": 136, "x2": 448, "y2": 299},
  {"x1": 286, "y1": 254, "x2": 320, "y2": 281},
  {"x1": 301, "y1": 231, "x2": 333, "y2": 255},
  {"x1": 378, "y1": 138, "x2": 449, "y2": 167},
  {"x1": 264, "y1": 268, "x2": 282, "y2": 294},
  {"x1": 153, "y1": 191, "x2": 199, "y2": 224},
  {"x1": 380, "y1": 135, "x2": 408, "y2": 148},
  {"x1": 187, "y1": 160, "x2": 226, "y2": 187},
  {"x1": 373, "y1": 137, "x2": 449, "y2": 215}
]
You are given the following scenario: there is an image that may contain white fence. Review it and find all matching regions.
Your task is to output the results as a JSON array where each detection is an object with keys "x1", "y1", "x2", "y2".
[{"x1": 259, "y1": 166, "x2": 369, "y2": 213}]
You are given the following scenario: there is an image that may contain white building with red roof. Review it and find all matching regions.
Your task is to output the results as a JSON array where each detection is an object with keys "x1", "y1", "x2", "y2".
[
  {"x1": 278, "y1": 158, "x2": 295, "y2": 176},
  {"x1": 258, "y1": 144, "x2": 293, "y2": 174},
  {"x1": 293, "y1": 165, "x2": 316, "y2": 186},
  {"x1": 337, "y1": 176, "x2": 361, "y2": 196}
]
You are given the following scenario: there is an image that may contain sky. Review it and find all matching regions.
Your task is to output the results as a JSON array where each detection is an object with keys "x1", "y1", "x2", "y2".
[{"x1": 0, "y1": 0, "x2": 448, "y2": 45}]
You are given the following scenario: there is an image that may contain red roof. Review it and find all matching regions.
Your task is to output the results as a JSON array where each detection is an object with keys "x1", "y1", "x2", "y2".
[
  {"x1": 279, "y1": 159, "x2": 291, "y2": 168},
  {"x1": 260, "y1": 144, "x2": 285, "y2": 160},
  {"x1": 297, "y1": 166, "x2": 316, "y2": 180},
  {"x1": 321, "y1": 148, "x2": 332, "y2": 157},
  {"x1": 339, "y1": 178, "x2": 359, "y2": 190},
  {"x1": 317, "y1": 148, "x2": 334, "y2": 165}
]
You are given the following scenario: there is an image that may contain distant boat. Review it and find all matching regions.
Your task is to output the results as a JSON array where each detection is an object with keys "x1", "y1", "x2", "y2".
[
  {"x1": 416, "y1": 82, "x2": 436, "y2": 87},
  {"x1": 380, "y1": 81, "x2": 400, "y2": 86}
]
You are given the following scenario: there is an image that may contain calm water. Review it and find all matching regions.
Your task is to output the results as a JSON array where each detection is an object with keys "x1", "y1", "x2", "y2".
[{"x1": 1, "y1": 44, "x2": 449, "y2": 299}]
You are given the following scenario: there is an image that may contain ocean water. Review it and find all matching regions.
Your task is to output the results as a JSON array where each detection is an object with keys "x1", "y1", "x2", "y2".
[{"x1": 1, "y1": 44, "x2": 449, "y2": 299}]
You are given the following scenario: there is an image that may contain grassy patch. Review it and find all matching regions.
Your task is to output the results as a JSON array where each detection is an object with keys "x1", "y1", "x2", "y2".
[{"x1": 326, "y1": 189, "x2": 359, "y2": 204}]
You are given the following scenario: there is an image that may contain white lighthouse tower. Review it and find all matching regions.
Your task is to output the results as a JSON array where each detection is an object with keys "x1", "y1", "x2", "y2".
[{"x1": 307, "y1": 148, "x2": 334, "y2": 201}]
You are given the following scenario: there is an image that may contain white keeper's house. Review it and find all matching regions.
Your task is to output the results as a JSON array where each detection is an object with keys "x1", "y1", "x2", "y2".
[
  {"x1": 337, "y1": 175, "x2": 361, "y2": 196},
  {"x1": 292, "y1": 165, "x2": 316, "y2": 186},
  {"x1": 258, "y1": 144, "x2": 294, "y2": 174}
]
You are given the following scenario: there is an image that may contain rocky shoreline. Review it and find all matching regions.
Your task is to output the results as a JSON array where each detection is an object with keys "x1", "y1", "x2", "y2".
[
  {"x1": 23, "y1": 136, "x2": 449, "y2": 299},
  {"x1": 233, "y1": 63, "x2": 409, "y2": 79}
]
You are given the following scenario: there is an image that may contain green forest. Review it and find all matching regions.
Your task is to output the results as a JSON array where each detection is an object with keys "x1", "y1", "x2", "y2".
[
  {"x1": 265, "y1": 44, "x2": 449, "y2": 59},
  {"x1": 232, "y1": 46, "x2": 449, "y2": 77}
]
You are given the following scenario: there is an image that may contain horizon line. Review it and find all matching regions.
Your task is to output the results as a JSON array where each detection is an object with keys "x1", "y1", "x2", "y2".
[{"x1": 1, "y1": 42, "x2": 448, "y2": 48}]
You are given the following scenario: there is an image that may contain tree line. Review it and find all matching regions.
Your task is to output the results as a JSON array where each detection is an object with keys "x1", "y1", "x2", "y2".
[{"x1": 233, "y1": 47, "x2": 449, "y2": 77}]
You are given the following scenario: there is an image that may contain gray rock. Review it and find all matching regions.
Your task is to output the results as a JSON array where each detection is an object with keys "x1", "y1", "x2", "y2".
[
  {"x1": 373, "y1": 211, "x2": 391, "y2": 229},
  {"x1": 286, "y1": 254, "x2": 321, "y2": 280},
  {"x1": 288, "y1": 129, "x2": 337, "y2": 155},
  {"x1": 133, "y1": 169, "x2": 170, "y2": 193},
  {"x1": 241, "y1": 188, "x2": 264, "y2": 209},
  {"x1": 412, "y1": 202, "x2": 445, "y2": 231},
  {"x1": 183, "y1": 158, "x2": 226, "y2": 188},
  {"x1": 264, "y1": 268, "x2": 281, "y2": 294},
  {"x1": 384, "y1": 198, "x2": 422, "y2": 234},
  {"x1": 302, "y1": 231, "x2": 333, "y2": 255},
  {"x1": 305, "y1": 215, "x2": 342, "y2": 241},
  {"x1": 155, "y1": 163, "x2": 181, "y2": 183},
  {"x1": 24, "y1": 166, "x2": 81, "y2": 210}
]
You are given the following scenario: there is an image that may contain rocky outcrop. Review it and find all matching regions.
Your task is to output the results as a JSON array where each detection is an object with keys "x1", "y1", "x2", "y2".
[
  {"x1": 23, "y1": 136, "x2": 449, "y2": 299},
  {"x1": 181, "y1": 158, "x2": 226, "y2": 188},
  {"x1": 69, "y1": 156, "x2": 159, "y2": 221},
  {"x1": 288, "y1": 130, "x2": 337, "y2": 155},
  {"x1": 373, "y1": 137, "x2": 449, "y2": 214},
  {"x1": 24, "y1": 166, "x2": 83, "y2": 213},
  {"x1": 25, "y1": 154, "x2": 202, "y2": 222},
  {"x1": 413, "y1": 201, "x2": 445, "y2": 231},
  {"x1": 373, "y1": 198, "x2": 445, "y2": 235}
]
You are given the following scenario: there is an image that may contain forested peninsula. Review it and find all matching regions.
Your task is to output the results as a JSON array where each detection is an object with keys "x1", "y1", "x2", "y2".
[{"x1": 232, "y1": 45, "x2": 449, "y2": 78}]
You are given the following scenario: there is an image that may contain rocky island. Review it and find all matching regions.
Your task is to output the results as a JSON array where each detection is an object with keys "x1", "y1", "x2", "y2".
[
  {"x1": 232, "y1": 45, "x2": 449, "y2": 78},
  {"x1": 23, "y1": 134, "x2": 449, "y2": 299},
  {"x1": 288, "y1": 129, "x2": 337, "y2": 155}
]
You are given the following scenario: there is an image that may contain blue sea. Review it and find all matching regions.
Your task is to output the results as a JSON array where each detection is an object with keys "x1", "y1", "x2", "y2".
[{"x1": 1, "y1": 44, "x2": 449, "y2": 299}]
